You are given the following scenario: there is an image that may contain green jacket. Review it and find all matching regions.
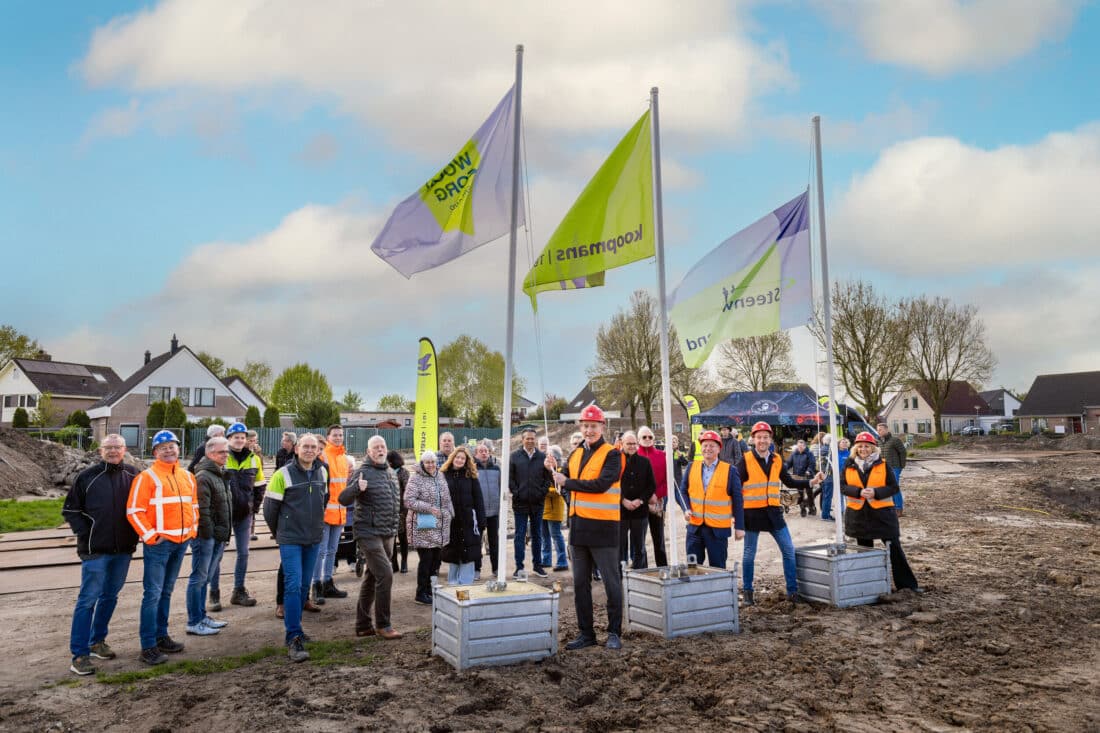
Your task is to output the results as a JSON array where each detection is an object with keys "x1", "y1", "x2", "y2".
[{"x1": 262, "y1": 460, "x2": 328, "y2": 546}]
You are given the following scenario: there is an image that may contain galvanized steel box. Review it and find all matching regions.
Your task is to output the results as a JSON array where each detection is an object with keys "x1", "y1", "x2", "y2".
[
  {"x1": 431, "y1": 582, "x2": 559, "y2": 671},
  {"x1": 624, "y1": 565, "x2": 740, "y2": 638},
  {"x1": 795, "y1": 543, "x2": 890, "y2": 607}
]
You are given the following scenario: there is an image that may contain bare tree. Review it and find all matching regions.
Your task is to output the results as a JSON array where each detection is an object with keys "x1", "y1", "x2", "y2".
[
  {"x1": 808, "y1": 280, "x2": 911, "y2": 418},
  {"x1": 717, "y1": 333, "x2": 796, "y2": 391},
  {"x1": 902, "y1": 296, "x2": 996, "y2": 440},
  {"x1": 588, "y1": 290, "x2": 691, "y2": 429}
]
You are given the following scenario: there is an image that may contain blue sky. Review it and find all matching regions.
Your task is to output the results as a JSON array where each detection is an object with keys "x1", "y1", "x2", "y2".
[{"x1": 2, "y1": 0, "x2": 1098, "y2": 410}]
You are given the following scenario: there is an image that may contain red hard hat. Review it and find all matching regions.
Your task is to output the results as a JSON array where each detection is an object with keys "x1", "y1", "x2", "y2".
[
  {"x1": 578, "y1": 404, "x2": 605, "y2": 423},
  {"x1": 750, "y1": 421, "x2": 772, "y2": 436},
  {"x1": 698, "y1": 430, "x2": 722, "y2": 447},
  {"x1": 854, "y1": 431, "x2": 878, "y2": 446}
]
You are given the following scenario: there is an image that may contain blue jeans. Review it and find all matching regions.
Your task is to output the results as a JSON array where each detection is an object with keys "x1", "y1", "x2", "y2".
[
  {"x1": 447, "y1": 562, "x2": 475, "y2": 585},
  {"x1": 513, "y1": 508, "x2": 543, "y2": 570},
  {"x1": 211, "y1": 516, "x2": 251, "y2": 591},
  {"x1": 892, "y1": 468, "x2": 904, "y2": 510},
  {"x1": 313, "y1": 523, "x2": 342, "y2": 583},
  {"x1": 685, "y1": 524, "x2": 729, "y2": 569},
  {"x1": 742, "y1": 526, "x2": 798, "y2": 595},
  {"x1": 280, "y1": 542, "x2": 321, "y2": 644},
  {"x1": 540, "y1": 520, "x2": 567, "y2": 568},
  {"x1": 139, "y1": 539, "x2": 189, "y2": 650},
  {"x1": 186, "y1": 538, "x2": 223, "y2": 626},
  {"x1": 70, "y1": 552, "x2": 131, "y2": 659},
  {"x1": 820, "y1": 479, "x2": 835, "y2": 519}
]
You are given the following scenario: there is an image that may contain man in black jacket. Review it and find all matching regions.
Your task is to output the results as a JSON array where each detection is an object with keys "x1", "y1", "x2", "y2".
[
  {"x1": 339, "y1": 435, "x2": 403, "y2": 640},
  {"x1": 186, "y1": 437, "x2": 232, "y2": 637},
  {"x1": 510, "y1": 428, "x2": 551, "y2": 578},
  {"x1": 63, "y1": 434, "x2": 139, "y2": 675}
]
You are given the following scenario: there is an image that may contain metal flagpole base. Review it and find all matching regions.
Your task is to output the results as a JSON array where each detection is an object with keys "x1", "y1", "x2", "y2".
[
  {"x1": 794, "y1": 542, "x2": 890, "y2": 607},
  {"x1": 623, "y1": 557, "x2": 740, "y2": 638}
]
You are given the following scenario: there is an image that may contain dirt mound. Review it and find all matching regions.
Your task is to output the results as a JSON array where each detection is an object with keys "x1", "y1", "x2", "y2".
[{"x1": 0, "y1": 427, "x2": 111, "y2": 499}]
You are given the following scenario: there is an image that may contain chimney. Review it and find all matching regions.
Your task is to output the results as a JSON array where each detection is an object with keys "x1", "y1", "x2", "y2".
[
  {"x1": 144, "y1": 350, "x2": 152, "y2": 365},
  {"x1": 170, "y1": 334, "x2": 179, "y2": 354},
  {"x1": 35, "y1": 349, "x2": 51, "y2": 361}
]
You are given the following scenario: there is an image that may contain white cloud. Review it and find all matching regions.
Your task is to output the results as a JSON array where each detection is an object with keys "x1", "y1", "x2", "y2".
[
  {"x1": 763, "y1": 100, "x2": 937, "y2": 152},
  {"x1": 78, "y1": 0, "x2": 794, "y2": 152},
  {"x1": 831, "y1": 123, "x2": 1100, "y2": 273},
  {"x1": 821, "y1": 0, "x2": 1081, "y2": 74}
]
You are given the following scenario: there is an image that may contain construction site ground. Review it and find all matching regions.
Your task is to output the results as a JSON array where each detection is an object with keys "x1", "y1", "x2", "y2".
[{"x1": 0, "y1": 441, "x2": 1097, "y2": 732}]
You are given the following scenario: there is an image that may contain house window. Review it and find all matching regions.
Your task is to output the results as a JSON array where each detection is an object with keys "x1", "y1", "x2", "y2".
[
  {"x1": 195, "y1": 388, "x2": 215, "y2": 407},
  {"x1": 675, "y1": 422, "x2": 684, "y2": 433},
  {"x1": 148, "y1": 386, "x2": 170, "y2": 405},
  {"x1": 120, "y1": 424, "x2": 140, "y2": 448},
  {"x1": 404, "y1": 418, "x2": 412, "y2": 427},
  {"x1": 24, "y1": 395, "x2": 36, "y2": 408},
  {"x1": 912, "y1": 397, "x2": 919, "y2": 409},
  {"x1": 3, "y1": 395, "x2": 14, "y2": 408},
  {"x1": 175, "y1": 387, "x2": 190, "y2": 406}
]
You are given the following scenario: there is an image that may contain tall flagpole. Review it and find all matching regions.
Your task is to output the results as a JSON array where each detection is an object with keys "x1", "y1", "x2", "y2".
[
  {"x1": 651, "y1": 87, "x2": 680, "y2": 567},
  {"x1": 497, "y1": 45, "x2": 524, "y2": 584},
  {"x1": 812, "y1": 116, "x2": 844, "y2": 547}
]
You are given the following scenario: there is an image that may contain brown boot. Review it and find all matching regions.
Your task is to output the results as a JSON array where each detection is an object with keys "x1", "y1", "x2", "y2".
[
  {"x1": 377, "y1": 627, "x2": 403, "y2": 640},
  {"x1": 303, "y1": 600, "x2": 322, "y2": 613},
  {"x1": 275, "y1": 604, "x2": 284, "y2": 619}
]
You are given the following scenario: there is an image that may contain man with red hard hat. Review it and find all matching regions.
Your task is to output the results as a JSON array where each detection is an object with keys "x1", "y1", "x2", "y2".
[
  {"x1": 739, "y1": 421, "x2": 824, "y2": 605},
  {"x1": 545, "y1": 404, "x2": 624, "y2": 651},
  {"x1": 674, "y1": 430, "x2": 744, "y2": 569}
]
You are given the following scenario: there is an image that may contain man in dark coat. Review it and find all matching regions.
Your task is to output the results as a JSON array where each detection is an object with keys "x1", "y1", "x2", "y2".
[
  {"x1": 877, "y1": 423, "x2": 908, "y2": 516},
  {"x1": 63, "y1": 433, "x2": 139, "y2": 675},
  {"x1": 186, "y1": 437, "x2": 232, "y2": 637},
  {"x1": 618, "y1": 431, "x2": 656, "y2": 570},
  {"x1": 340, "y1": 436, "x2": 403, "y2": 639},
  {"x1": 510, "y1": 428, "x2": 551, "y2": 578}
]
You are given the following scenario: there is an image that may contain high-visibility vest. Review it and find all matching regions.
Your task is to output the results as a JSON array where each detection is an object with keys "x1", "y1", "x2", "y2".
[
  {"x1": 322, "y1": 445, "x2": 349, "y2": 525},
  {"x1": 567, "y1": 443, "x2": 621, "y2": 522},
  {"x1": 687, "y1": 460, "x2": 732, "y2": 528},
  {"x1": 126, "y1": 460, "x2": 198, "y2": 544},
  {"x1": 845, "y1": 462, "x2": 895, "y2": 511},
  {"x1": 742, "y1": 451, "x2": 783, "y2": 509}
]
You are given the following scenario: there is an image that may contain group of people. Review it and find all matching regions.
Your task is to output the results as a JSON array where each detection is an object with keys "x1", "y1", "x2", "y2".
[{"x1": 63, "y1": 411, "x2": 918, "y2": 674}]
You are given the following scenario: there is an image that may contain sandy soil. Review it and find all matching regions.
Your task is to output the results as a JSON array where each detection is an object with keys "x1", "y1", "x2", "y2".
[{"x1": 1, "y1": 450, "x2": 1098, "y2": 732}]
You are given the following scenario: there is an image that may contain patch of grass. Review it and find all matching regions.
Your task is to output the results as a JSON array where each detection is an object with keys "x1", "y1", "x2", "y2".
[
  {"x1": 43, "y1": 678, "x2": 83, "y2": 689},
  {"x1": 97, "y1": 646, "x2": 283, "y2": 684},
  {"x1": 916, "y1": 437, "x2": 950, "y2": 449},
  {"x1": 305, "y1": 638, "x2": 381, "y2": 667},
  {"x1": 0, "y1": 497, "x2": 65, "y2": 533}
]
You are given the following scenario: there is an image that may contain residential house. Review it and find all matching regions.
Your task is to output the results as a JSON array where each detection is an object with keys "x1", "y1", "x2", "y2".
[
  {"x1": 880, "y1": 381, "x2": 994, "y2": 436},
  {"x1": 561, "y1": 380, "x2": 689, "y2": 435},
  {"x1": 0, "y1": 353, "x2": 121, "y2": 426},
  {"x1": 222, "y1": 375, "x2": 268, "y2": 413},
  {"x1": 341, "y1": 410, "x2": 416, "y2": 429},
  {"x1": 1017, "y1": 371, "x2": 1100, "y2": 435},
  {"x1": 979, "y1": 388, "x2": 1022, "y2": 419},
  {"x1": 87, "y1": 336, "x2": 249, "y2": 446}
]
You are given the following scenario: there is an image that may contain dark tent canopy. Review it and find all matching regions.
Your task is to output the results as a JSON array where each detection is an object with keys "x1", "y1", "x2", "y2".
[{"x1": 691, "y1": 390, "x2": 842, "y2": 430}]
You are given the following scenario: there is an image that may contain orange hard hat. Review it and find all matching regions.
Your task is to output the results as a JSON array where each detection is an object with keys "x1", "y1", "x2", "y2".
[
  {"x1": 578, "y1": 404, "x2": 605, "y2": 423},
  {"x1": 698, "y1": 430, "x2": 722, "y2": 447},
  {"x1": 854, "y1": 431, "x2": 878, "y2": 446},
  {"x1": 750, "y1": 421, "x2": 772, "y2": 436}
]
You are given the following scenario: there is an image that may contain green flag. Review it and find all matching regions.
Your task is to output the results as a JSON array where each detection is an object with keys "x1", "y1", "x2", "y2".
[{"x1": 522, "y1": 110, "x2": 653, "y2": 309}]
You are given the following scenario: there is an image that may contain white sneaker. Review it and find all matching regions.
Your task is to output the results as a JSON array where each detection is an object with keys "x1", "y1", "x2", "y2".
[
  {"x1": 186, "y1": 622, "x2": 220, "y2": 636},
  {"x1": 203, "y1": 616, "x2": 228, "y2": 629}
]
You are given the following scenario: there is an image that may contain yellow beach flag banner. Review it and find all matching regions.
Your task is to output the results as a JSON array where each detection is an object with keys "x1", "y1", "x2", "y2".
[
  {"x1": 414, "y1": 338, "x2": 439, "y2": 460},
  {"x1": 522, "y1": 110, "x2": 653, "y2": 309},
  {"x1": 683, "y1": 393, "x2": 703, "y2": 462},
  {"x1": 669, "y1": 191, "x2": 812, "y2": 369},
  {"x1": 371, "y1": 87, "x2": 522, "y2": 278}
]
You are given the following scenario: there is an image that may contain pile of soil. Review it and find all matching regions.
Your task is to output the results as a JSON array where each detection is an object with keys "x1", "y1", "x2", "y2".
[{"x1": 0, "y1": 428, "x2": 73, "y2": 498}]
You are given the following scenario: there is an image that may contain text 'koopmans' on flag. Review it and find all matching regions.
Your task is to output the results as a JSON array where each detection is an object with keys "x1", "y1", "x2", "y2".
[
  {"x1": 522, "y1": 110, "x2": 653, "y2": 309},
  {"x1": 371, "y1": 86, "x2": 523, "y2": 278},
  {"x1": 669, "y1": 190, "x2": 812, "y2": 369}
]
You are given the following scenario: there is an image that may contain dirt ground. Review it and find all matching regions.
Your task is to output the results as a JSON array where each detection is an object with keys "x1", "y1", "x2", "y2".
[{"x1": 1, "y1": 448, "x2": 1098, "y2": 732}]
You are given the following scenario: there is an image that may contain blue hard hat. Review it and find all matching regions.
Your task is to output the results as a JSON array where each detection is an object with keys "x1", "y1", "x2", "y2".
[
  {"x1": 151, "y1": 430, "x2": 179, "y2": 448},
  {"x1": 226, "y1": 422, "x2": 247, "y2": 436}
]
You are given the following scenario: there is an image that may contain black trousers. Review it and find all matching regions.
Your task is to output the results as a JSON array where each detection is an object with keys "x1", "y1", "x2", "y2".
[
  {"x1": 857, "y1": 537, "x2": 918, "y2": 591},
  {"x1": 646, "y1": 502, "x2": 667, "y2": 568},
  {"x1": 390, "y1": 521, "x2": 408, "y2": 571},
  {"x1": 474, "y1": 515, "x2": 500, "y2": 574},
  {"x1": 619, "y1": 516, "x2": 649, "y2": 570},
  {"x1": 415, "y1": 547, "x2": 442, "y2": 597},
  {"x1": 572, "y1": 544, "x2": 623, "y2": 638}
]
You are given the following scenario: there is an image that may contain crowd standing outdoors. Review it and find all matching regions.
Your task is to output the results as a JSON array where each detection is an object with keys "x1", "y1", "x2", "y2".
[{"x1": 63, "y1": 410, "x2": 916, "y2": 673}]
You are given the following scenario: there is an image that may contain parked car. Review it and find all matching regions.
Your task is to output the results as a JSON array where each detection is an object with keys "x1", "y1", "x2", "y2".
[
  {"x1": 957, "y1": 425, "x2": 984, "y2": 436},
  {"x1": 988, "y1": 421, "x2": 1015, "y2": 434}
]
